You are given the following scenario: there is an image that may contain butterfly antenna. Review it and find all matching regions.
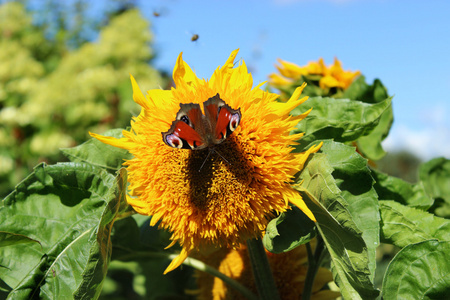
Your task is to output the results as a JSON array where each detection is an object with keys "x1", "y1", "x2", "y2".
[
  {"x1": 198, "y1": 148, "x2": 231, "y2": 172},
  {"x1": 213, "y1": 148, "x2": 231, "y2": 166},
  {"x1": 198, "y1": 149, "x2": 213, "y2": 172}
]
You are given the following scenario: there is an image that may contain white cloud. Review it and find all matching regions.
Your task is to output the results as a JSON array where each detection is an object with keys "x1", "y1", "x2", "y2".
[
  {"x1": 382, "y1": 124, "x2": 450, "y2": 161},
  {"x1": 420, "y1": 103, "x2": 447, "y2": 125}
]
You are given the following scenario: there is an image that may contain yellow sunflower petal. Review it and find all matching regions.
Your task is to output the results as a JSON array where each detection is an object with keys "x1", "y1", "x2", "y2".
[
  {"x1": 276, "y1": 58, "x2": 306, "y2": 79},
  {"x1": 272, "y1": 83, "x2": 309, "y2": 115},
  {"x1": 268, "y1": 73, "x2": 293, "y2": 86},
  {"x1": 320, "y1": 75, "x2": 340, "y2": 89},
  {"x1": 88, "y1": 132, "x2": 135, "y2": 150},
  {"x1": 173, "y1": 52, "x2": 198, "y2": 89},
  {"x1": 163, "y1": 247, "x2": 190, "y2": 275},
  {"x1": 287, "y1": 189, "x2": 316, "y2": 222},
  {"x1": 130, "y1": 74, "x2": 150, "y2": 110}
]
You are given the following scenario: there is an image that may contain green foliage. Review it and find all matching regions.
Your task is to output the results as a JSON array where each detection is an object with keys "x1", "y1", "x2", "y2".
[
  {"x1": 342, "y1": 77, "x2": 393, "y2": 160},
  {"x1": 298, "y1": 141, "x2": 379, "y2": 299},
  {"x1": 285, "y1": 74, "x2": 393, "y2": 161},
  {"x1": 382, "y1": 240, "x2": 450, "y2": 299},
  {"x1": 291, "y1": 96, "x2": 392, "y2": 151},
  {"x1": 61, "y1": 128, "x2": 133, "y2": 171},
  {"x1": 0, "y1": 163, "x2": 128, "y2": 299},
  {"x1": 379, "y1": 200, "x2": 450, "y2": 248},
  {"x1": 61, "y1": 128, "x2": 197, "y2": 299},
  {"x1": 372, "y1": 169, "x2": 433, "y2": 210},
  {"x1": 0, "y1": 2, "x2": 162, "y2": 198},
  {"x1": 419, "y1": 157, "x2": 450, "y2": 218},
  {"x1": 263, "y1": 206, "x2": 316, "y2": 253},
  {"x1": 264, "y1": 77, "x2": 447, "y2": 299}
]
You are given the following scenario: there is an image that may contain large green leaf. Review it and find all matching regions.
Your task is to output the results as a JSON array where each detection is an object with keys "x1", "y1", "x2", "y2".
[
  {"x1": 61, "y1": 128, "x2": 132, "y2": 171},
  {"x1": 372, "y1": 169, "x2": 433, "y2": 210},
  {"x1": 73, "y1": 168, "x2": 129, "y2": 299},
  {"x1": 0, "y1": 163, "x2": 128, "y2": 299},
  {"x1": 298, "y1": 142, "x2": 379, "y2": 299},
  {"x1": 419, "y1": 157, "x2": 450, "y2": 204},
  {"x1": 379, "y1": 200, "x2": 450, "y2": 248},
  {"x1": 262, "y1": 206, "x2": 316, "y2": 254},
  {"x1": 382, "y1": 240, "x2": 450, "y2": 299},
  {"x1": 292, "y1": 97, "x2": 392, "y2": 150},
  {"x1": 308, "y1": 140, "x2": 380, "y2": 279},
  {"x1": 299, "y1": 190, "x2": 378, "y2": 300}
]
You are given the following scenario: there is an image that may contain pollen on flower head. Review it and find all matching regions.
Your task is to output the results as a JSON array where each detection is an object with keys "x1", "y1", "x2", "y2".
[{"x1": 90, "y1": 49, "x2": 322, "y2": 273}]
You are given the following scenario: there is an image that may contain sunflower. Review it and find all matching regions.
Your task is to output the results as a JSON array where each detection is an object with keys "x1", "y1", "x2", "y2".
[
  {"x1": 269, "y1": 57, "x2": 360, "y2": 91},
  {"x1": 196, "y1": 240, "x2": 341, "y2": 300},
  {"x1": 90, "y1": 49, "x2": 321, "y2": 274}
]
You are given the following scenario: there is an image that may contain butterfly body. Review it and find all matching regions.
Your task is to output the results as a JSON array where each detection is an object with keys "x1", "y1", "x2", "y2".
[{"x1": 162, "y1": 94, "x2": 241, "y2": 150}]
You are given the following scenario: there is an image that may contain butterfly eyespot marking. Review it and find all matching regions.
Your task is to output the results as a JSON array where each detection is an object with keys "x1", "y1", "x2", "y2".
[
  {"x1": 229, "y1": 113, "x2": 240, "y2": 131},
  {"x1": 165, "y1": 134, "x2": 184, "y2": 149}
]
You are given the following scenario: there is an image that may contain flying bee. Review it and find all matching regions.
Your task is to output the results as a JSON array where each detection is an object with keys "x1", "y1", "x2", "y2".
[{"x1": 191, "y1": 34, "x2": 199, "y2": 42}]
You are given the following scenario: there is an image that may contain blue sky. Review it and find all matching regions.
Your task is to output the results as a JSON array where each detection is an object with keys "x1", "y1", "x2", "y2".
[
  {"x1": 31, "y1": 0, "x2": 450, "y2": 160},
  {"x1": 136, "y1": 0, "x2": 450, "y2": 161}
]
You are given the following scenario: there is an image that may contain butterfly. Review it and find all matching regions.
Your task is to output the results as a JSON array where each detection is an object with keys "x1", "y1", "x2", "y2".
[{"x1": 162, "y1": 94, "x2": 241, "y2": 150}]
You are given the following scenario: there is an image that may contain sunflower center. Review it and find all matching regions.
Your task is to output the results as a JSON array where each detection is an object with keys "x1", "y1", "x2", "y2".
[{"x1": 186, "y1": 136, "x2": 251, "y2": 210}]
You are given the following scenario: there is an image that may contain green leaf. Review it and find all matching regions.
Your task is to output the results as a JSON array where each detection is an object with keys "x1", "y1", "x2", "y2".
[
  {"x1": 419, "y1": 157, "x2": 450, "y2": 204},
  {"x1": 343, "y1": 76, "x2": 389, "y2": 104},
  {"x1": 292, "y1": 96, "x2": 392, "y2": 150},
  {"x1": 382, "y1": 240, "x2": 450, "y2": 299},
  {"x1": 263, "y1": 206, "x2": 316, "y2": 254},
  {"x1": 299, "y1": 190, "x2": 378, "y2": 300},
  {"x1": 379, "y1": 200, "x2": 450, "y2": 248},
  {"x1": 295, "y1": 76, "x2": 394, "y2": 160},
  {"x1": 61, "y1": 128, "x2": 132, "y2": 171},
  {"x1": 298, "y1": 142, "x2": 379, "y2": 299},
  {"x1": 345, "y1": 77, "x2": 393, "y2": 160},
  {"x1": 0, "y1": 232, "x2": 41, "y2": 249},
  {"x1": 311, "y1": 140, "x2": 380, "y2": 280},
  {"x1": 0, "y1": 163, "x2": 128, "y2": 299},
  {"x1": 372, "y1": 169, "x2": 433, "y2": 210},
  {"x1": 356, "y1": 105, "x2": 393, "y2": 160},
  {"x1": 74, "y1": 168, "x2": 129, "y2": 299}
]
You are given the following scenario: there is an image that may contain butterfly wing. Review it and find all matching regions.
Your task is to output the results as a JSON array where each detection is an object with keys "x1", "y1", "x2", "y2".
[
  {"x1": 204, "y1": 94, "x2": 241, "y2": 144},
  {"x1": 162, "y1": 103, "x2": 206, "y2": 149}
]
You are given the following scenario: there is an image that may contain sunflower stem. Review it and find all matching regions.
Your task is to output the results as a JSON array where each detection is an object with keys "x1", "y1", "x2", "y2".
[
  {"x1": 246, "y1": 238, "x2": 281, "y2": 300},
  {"x1": 303, "y1": 236, "x2": 325, "y2": 300},
  {"x1": 117, "y1": 250, "x2": 258, "y2": 300}
]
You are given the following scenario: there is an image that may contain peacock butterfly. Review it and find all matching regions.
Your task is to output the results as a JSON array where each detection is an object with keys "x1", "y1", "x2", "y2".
[{"x1": 162, "y1": 93, "x2": 241, "y2": 150}]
